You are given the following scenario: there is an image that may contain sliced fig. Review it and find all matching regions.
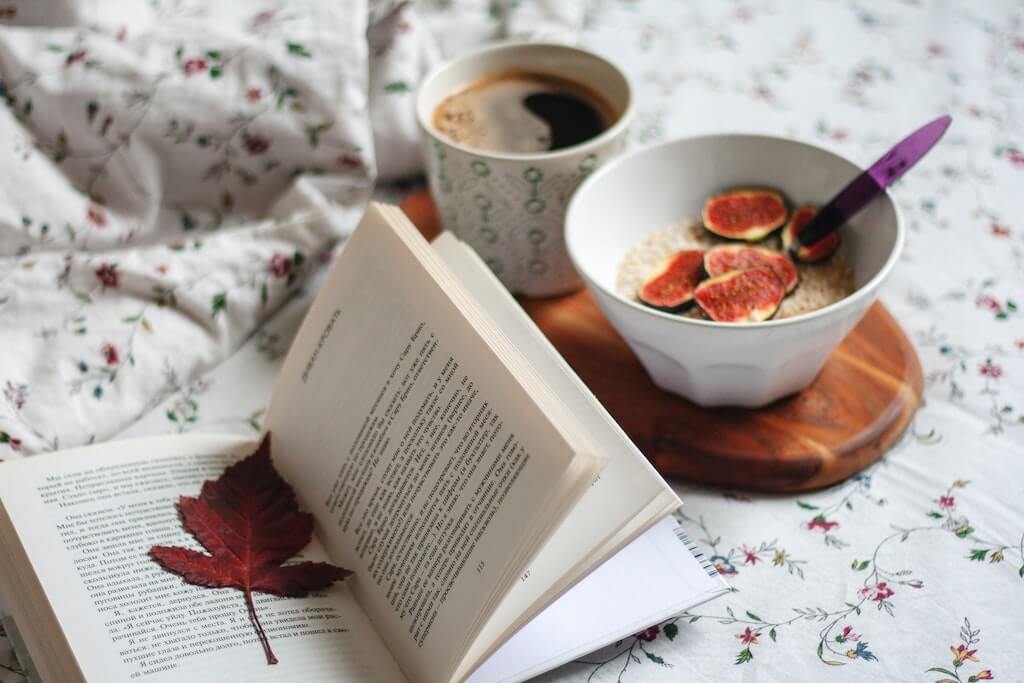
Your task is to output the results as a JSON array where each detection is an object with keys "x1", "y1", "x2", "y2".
[
  {"x1": 702, "y1": 189, "x2": 788, "y2": 241},
  {"x1": 638, "y1": 249, "x2": 706, "y2": 312},
  {"x1": 694, "y1": 268, "x2": 785, "y2": 323},
  {"x1": 703, "y1": 244, "x2": 799, "y2": 294},
  {"x1": 782, "y1": 205, "x2": 840, "y2": 263}
]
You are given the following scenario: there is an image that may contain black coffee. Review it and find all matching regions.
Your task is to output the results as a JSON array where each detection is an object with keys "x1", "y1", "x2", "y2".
[{"x1": 433, "y1": 71, "x2": 616, "y2": 154}]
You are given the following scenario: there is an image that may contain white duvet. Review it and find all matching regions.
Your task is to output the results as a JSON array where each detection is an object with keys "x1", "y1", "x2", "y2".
[{"x1": 0, "y1": 0, "x2": 577, "y2": 457}]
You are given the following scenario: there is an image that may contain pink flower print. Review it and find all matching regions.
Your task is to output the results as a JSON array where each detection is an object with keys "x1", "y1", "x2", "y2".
[
  {"x1": 906, "y1": 579, "x2": 924, "y2": 589},
  {"x1": 741, "y1": 545, "x2": 760, "y2": 565},
  {"x1": 858, "y1": 581, "x2": 894, "y2": 602},
  {"x1": 978, "y1": 360, "x2": 1003, "y2": 379},
  {"x1": 1015, "y1": 339, "x2": 1024, "y2": 350},
  {"x1": 95, "y1": 263, "x2": 119, "y2": 289},
  {"x1": 735, "y1": 627, "x2": 759, "y2": 645},
  {"x1": 116, "y1": 26, "x2": 127, "y2": 41},
  {"x1": 927, "y1": 42, "x2": 948, "y2": 58},
  {"x1": 242, "y1": 132, "x2": 271, "y2": 155},
  {"x1": 336, "y1": 152, "x2": 362, "y2": 170},
  {"x1": 972, "y1": 669, "x2": 994, "y2": 680},
  {"x1": 101, "y1": 343, "x2": 119, "y2": 366},
  {"x1": 937, "y1": 495, "x2": 956, "y2": 509},
  {"x1": 635, "y1": 625, "x2": 659, "y2": 642},
  {"x1": 806, "y1": 515, "x2": 839, "y2": 532},
  {"x1": 990, "y1": 223, "x2": 1011, "y2": 237},
  {"x1": 64, "y1": 49, "x2": 87, "y2": 68},
  {"x1": 754, "y1": 85, "x2": 774, "y2": 102},
  {"x1": 252, "y1": 10, "x2": 276, "y2": 26},
  {"x1": 837, "y1": 625, "x2": 860, "y2": 642},
  {"x1": 1009, "y1": 150, "x2": 1024, "y2": 167},
  {"x1": 87, "y1": 205, "x2": 107, "y2": 227},
  {"x1": 183, "y1": 58, "x2": 209, "y2": 76},
  {"x1": 4, "y1": 382, "x2": 27, "y2": 411},
  {"x1": 0, "y1": 431, "x2": 21, "y2": 451},
  {"x1": 246, "y1": 88, "x2": 262, "y2": 102},
  {"x1": 269, "y1": 253, "x2": 292, "y2": 278},
  {"x1": 975, "y1": 295, "x2": 1001, "y2": 312},
  {"x1": 950, "y1": 644, "x2": 978, "y2": 665}
]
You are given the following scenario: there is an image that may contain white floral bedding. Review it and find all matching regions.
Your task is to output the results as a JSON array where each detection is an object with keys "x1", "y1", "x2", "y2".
[{"x1": 1, "y1": 1, "x2": 1022, "y2": 681}]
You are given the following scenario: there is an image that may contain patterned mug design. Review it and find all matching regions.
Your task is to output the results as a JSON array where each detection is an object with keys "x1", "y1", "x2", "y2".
[{"x1": 422, "y1": 132, "x2": 628, "y2": 298}]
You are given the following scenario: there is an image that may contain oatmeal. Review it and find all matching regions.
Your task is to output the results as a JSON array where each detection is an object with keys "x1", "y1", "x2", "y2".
[{"x1": 617, "y1": 221, "x2": 855, "y2": 320}]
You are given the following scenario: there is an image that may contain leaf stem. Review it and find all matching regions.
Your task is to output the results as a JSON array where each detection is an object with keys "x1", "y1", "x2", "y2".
[{"x1": 244, "y1": 588, "x2": 277, "y2": 665}]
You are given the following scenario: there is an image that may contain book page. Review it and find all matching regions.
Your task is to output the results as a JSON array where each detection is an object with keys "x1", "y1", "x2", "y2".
[
  {"x1": 265, "y1": 205, "x2": 602, "y2": 683},
  {"x1": 431, "y1": 234, "x2": 680, "y2": 675},
  {"x1": 0, "y1": 434, "x2": 406, "y2": 683},
  {"x1": 468, "y1": 516, "x2": 729, "y2": 683}
]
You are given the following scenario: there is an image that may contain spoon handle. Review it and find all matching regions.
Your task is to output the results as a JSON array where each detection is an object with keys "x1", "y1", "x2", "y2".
[{"x1": 796, "y1": 115, "x2": 952, "y2": 247}]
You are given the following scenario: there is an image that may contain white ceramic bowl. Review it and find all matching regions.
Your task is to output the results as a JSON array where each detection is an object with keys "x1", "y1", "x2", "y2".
[{"x1": 565, "y1": 134, "x2": 904, "y2": 407}]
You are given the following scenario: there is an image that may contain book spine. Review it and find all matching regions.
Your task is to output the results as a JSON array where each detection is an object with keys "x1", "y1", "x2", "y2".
[{"x1": 672, "y1": 525, "x2": 720, "y2": 578}]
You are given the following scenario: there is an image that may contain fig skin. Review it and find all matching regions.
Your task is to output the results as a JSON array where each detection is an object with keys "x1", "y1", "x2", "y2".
[
  {"x1": 638, "y1": 249, "x2": 706, "y2": 312},
  {"x1": 694, "y1": 268, "x2": 785, "y2": 323},
  {"x1": 702, "y1": 189, "x2": 789, "y2": 241},
  {"x1": 703, "y1": 244, "x2": 799, "y2": 294},
  {"x1": 782, "y1": 205, "x2": 840, "y2": 263}
]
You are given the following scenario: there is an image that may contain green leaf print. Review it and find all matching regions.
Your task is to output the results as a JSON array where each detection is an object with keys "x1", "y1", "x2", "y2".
[
  {"x1": 286, "y1": 42, "x2": 312, "y2": 58},
  {"x1": 211, "y1": 292, "x2": 227, "y2": 318},
  {"x1": 926, "y1": 667, "x2": 958, "y2": 677},
  {"x1": 645, "y1": 652, "x2": 666, "y2": 665}
]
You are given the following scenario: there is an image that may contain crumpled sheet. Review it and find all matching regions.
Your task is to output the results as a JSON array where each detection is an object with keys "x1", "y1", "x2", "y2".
[
  {"x1": 0, "y1": 0, "x2": 575, "y2": 455},
  {"x1": 2, "y1": 2, "x2": 1023, "y2": 682}
]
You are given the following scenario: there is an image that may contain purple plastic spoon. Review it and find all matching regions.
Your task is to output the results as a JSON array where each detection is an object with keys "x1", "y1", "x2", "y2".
[{"x1": 794, "y1": 115, "x2": 952, "y2": 249}]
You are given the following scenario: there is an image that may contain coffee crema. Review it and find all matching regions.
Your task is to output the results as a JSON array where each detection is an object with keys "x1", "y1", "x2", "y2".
[{"x1": 433, "y1": 70, "x2": 617, "y2": 154}]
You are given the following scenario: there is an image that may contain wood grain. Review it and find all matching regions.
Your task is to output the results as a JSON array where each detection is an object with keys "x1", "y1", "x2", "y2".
[{"x1": 400, "y1": 191, "x2": 924, "y2": 492}]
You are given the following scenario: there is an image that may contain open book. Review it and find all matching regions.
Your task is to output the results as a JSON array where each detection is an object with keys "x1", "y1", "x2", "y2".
[{"x1": 0, "y1": 204, "x2": 728, "y2": 683}]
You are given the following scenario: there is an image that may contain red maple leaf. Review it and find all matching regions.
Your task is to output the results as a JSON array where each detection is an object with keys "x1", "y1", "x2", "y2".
[{"x1": 150, "y1": 433, "x2": 351, "y2": 664}]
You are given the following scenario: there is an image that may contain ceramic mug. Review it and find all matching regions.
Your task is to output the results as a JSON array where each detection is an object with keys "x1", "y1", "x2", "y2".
[{"x1": 416, "y1": 41, "x2": 633, "y2": 298}]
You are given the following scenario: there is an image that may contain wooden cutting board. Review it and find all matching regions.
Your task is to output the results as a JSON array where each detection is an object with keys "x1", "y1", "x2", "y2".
[{"x1": 400, "y1": 192, "x2": 923, "y2": 492}]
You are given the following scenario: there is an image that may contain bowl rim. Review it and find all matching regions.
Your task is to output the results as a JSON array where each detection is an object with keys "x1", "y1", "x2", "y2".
[{"x1": 565, "y1": 133, "x2": 905, "y2": 330}]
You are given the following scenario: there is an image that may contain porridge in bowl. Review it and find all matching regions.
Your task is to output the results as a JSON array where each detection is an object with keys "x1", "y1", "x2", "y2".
[{"x1": 616, "y1": 191, "x2": 855, "y2": 323}]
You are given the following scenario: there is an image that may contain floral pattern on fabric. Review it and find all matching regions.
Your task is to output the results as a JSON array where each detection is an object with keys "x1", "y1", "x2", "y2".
[
  {"x1": 1, "y1": 1, "x2": 1023, "y2": 682},
  {"x1": 0, "y1": 1, "x2": 374, "y2": 455}
]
